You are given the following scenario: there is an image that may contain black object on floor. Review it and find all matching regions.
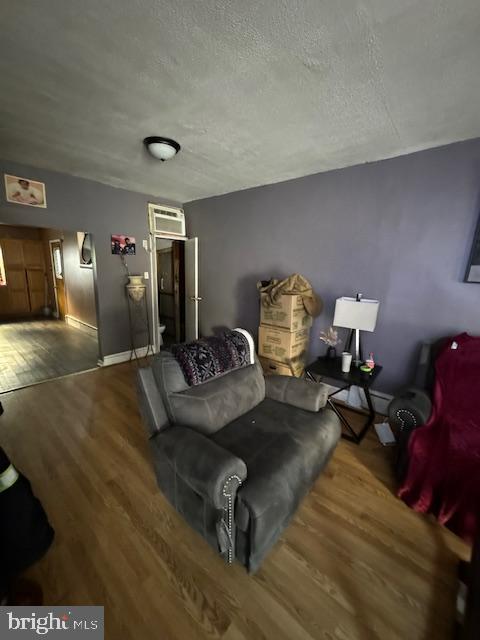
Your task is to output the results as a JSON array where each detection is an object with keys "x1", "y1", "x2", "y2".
[{"x1": 0, "y1": 400, "x2": 55, "y2": 597}]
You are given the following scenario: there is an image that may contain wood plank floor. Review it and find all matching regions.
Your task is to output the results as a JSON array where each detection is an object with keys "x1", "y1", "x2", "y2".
[
  {"x1": 0, "y1": 363, "x2": 469, "y2": 640},
  {"x1": 0, "y1": 319, "x2": 99, "y2": 393}
]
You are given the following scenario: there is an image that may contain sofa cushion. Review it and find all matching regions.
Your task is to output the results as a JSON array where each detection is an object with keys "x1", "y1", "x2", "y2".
[
  {"x1": 154, "y1": 351, "x2": 265, "y2": 434},
  {"x1": 211, "y1": 397, "x2": 340, "y2": 571}
]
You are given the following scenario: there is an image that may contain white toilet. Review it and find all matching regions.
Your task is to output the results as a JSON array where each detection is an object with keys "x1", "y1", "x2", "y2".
[{"x1": 158, "y1": 323, "x2": 166, "y2": 347}]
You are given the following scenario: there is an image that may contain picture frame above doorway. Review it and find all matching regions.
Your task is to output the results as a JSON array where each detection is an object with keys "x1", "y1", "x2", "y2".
[{"x1": 4, "y1": 173, "x2": 47, "y2": 208}]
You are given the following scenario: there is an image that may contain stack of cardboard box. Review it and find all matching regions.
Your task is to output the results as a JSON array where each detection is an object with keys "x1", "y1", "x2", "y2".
[{"x1": 258, "y1": 293, "x2": 312, "y2": 377}]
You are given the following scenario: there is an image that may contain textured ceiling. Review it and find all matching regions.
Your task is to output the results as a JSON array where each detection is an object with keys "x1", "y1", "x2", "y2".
[{"x1": 1, "y1": 1, "x2": 479, "y2": 203}]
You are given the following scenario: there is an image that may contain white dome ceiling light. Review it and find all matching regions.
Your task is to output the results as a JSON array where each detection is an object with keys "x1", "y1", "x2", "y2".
[{"x1": 144, "y1": 136, "x2": 181, "y2": 161}]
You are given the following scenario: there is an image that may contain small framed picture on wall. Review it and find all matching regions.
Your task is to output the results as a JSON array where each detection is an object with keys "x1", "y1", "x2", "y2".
[
  {"x1": 4, "y1": 174, "x2": 47, "y2": 208},
  {"x1": 465, "y1": 212, "x2": 480, "y2": 283},
  {"x1": 111, "y1": 235, "x2": 136, "y2": 255}
]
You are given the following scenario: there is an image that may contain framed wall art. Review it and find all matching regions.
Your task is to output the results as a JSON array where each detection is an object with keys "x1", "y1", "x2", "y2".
[{"x1": 4, "y1": 174, "x2": 47, "y2": 207}]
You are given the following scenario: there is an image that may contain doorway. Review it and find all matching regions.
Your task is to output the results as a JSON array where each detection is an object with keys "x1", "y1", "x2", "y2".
[
  {"x1": 0, "y1": 224, "x2": 99, "y2": 393},
  {"x1": 152, "y1": 235, "x2": 199, "y2": 350},
  {"x1": 156, "y1": 238, "x2": 184, "y2": 346}
]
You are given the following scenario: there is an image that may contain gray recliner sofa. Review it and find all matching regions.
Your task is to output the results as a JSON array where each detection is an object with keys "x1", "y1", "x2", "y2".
[{"x1": 137, "y1": 350, "x2": 341, "y2": 573}]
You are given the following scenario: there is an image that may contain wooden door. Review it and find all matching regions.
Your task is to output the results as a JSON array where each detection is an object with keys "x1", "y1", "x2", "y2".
[
  {"x1": 1, "y1": 238, "x2": 24, "y2": 267},
  {"x1": 23, "y1": 240, "x2": 45, "y2": 268},
  {"x1": 0, "y1": 238, "x2": 30, "y2": 314},
  {"x1": 26, "y1": 269, "x2": 45, "y2": 314},
  {"x1": 50, "y1": 240, "x2": 67, "y2": 319},
  {"x1": 24, "y1": 239, "x2": 46, "y2": 314},
  {"x1": 0, "y1": 237, "x2": 46, "y2": 317},
  {"x1": 5, "y1": 267, "x2": 30, "y2": 314}
]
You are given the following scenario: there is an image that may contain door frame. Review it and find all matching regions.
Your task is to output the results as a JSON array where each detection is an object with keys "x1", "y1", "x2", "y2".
[
  {"x1": 48, "y1": 238, "x2": 65, "y2": 319},
  {"x1": 149, "y1": 230, "x2": 198, "y2": 353},
  {"x1": 149, "y1": 233, "x2": 189, "y2": 353}
]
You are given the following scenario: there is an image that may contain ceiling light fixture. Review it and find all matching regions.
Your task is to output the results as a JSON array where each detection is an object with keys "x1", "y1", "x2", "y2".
[{"x1": 143, "y1": 136, "x2": 181, "y2": 161}]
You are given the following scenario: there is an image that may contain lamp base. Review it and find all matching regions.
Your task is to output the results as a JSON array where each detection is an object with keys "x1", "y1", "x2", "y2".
[{"x1": 345, "y1": 328, "x2": 363, "y2": 366}]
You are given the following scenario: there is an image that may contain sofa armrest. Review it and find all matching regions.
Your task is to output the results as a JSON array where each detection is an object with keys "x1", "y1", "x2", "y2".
[
  {"x1": 154, "y1": 426, "x2": 247, "y2": 509},
  {"x1": 388, "y1": 386, "x2": 432, "y2": 434},
  {"x1": 388, "y1": 387, "x2": 432, "y2": 482},
  {"x1": 136, "y1": 367, "x2": 170, "y2": 437},
  {"x1": 265, "y1": 375, "x2": 328, "y2": 412}
]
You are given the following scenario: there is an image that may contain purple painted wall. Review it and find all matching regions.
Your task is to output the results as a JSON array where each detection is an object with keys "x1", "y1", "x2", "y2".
[
  {"x1": 0, "y1": 159, "x2": 179, "y2": 358},
  {"x1": 185, "y1": 138, "x2": 480, "y2": 393}
]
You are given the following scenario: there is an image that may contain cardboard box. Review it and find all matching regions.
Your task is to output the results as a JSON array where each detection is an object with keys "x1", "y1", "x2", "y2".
[
  {"x1": 260, "y1": 293, "x2": 312, "y2": 332},
  {"x1": 258, "y1": 324, "x2": 310, "y2": 363},
  {"x1": 259, "y1": 356, "x2": 305, "y2": 378}
]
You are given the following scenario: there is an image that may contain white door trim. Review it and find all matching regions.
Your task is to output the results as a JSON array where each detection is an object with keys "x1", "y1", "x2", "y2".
[
  {"x1": 48, "y1": 238, "x2": 62, "y2": 318},
  {"x1": 184, "y1": 237, "x2": 199, "y2": 342}
]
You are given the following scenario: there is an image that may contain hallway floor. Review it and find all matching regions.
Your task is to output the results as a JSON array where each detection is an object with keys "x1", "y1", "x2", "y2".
[{"x1": 0, "y1": 319, "x2": 98, "y2": 393}]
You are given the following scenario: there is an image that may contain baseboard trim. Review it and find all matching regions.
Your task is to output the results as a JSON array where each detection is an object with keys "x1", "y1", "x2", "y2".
[
  {"x1": 65, "y1": 315, "x2": 98, "y2": 338},
  {"x1": 98, "y1": 345, "x2": 154, "y2": 367}
]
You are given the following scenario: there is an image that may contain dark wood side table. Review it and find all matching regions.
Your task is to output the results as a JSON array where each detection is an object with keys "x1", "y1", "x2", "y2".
[{"x1": 305, "y1": 357, "x2": 383, "y2": 444}]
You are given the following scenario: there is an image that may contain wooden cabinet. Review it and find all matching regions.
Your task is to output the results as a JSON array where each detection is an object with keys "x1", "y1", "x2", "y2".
[
  {"x1": 0, "y1": 238, "x2": 46, "y2": 317},
  {"x1": 26, "y1": 268, "x2": 45, "y2": 314},
  {"x1": 23, "y1": 239, "x2": 45, "y2": 268},
  {"x1": 1, "y1": 238, "x2": 24, "y2": 267},
  {"x1": 3, "y1": 268, "x2": 30, "y2": 314}
]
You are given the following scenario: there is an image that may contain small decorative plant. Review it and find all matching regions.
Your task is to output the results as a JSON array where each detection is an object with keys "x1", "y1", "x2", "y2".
[
  {"x1": 320, "y1": 326, "x2": 340, "y2": 359},
  {"x1": 320, "y1": 327, "x2": 339, "y2": 347}
]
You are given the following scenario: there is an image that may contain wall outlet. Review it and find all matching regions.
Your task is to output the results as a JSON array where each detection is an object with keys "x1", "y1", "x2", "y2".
[{"x1": 144, "y1": 271, "x2": 149, "y2": 280}]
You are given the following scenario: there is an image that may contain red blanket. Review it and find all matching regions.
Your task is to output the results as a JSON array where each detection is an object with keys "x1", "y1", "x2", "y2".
[{"x1": 398, "y1": 333, "x2": 480, "y2": 542}]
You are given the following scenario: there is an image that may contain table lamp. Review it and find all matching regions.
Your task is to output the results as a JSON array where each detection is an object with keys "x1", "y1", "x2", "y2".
[{"x1": 333, "y1": 293, "x2": 379, "y2": 366}]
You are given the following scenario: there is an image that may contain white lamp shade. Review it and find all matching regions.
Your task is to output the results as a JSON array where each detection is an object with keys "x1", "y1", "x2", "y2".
[
  {"x1": 147, "y1": 141, "x2": 178, "y2": 161},
  {"x1": 333, "y1": 297, "x2": 379, "y2": 332}
]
